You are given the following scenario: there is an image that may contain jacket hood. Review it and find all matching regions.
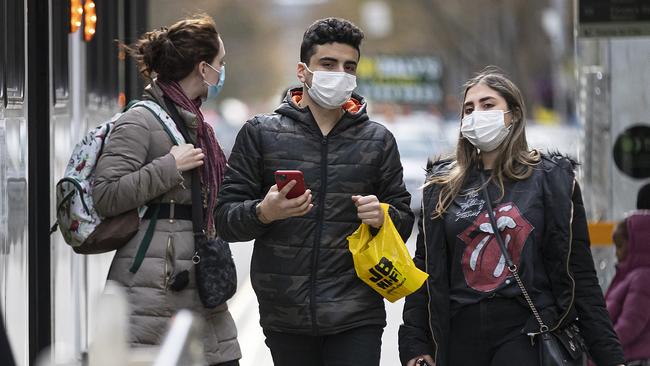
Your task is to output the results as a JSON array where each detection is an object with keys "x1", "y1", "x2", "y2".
[
  {"x1": 543, "y1": 151, "x2": 579, "y2": 170},
  {"x1": 425, "y1": 156, "x2": 455, "y2": 178},
  {"x1": 619, "y1": 210, "x2": 650, "y2": 271},
  {"x1": 275, "y1": 87, "x2": 369, "y2": 135},
  {"x1": 424, "y1": 151, "x2": 578, "y2": 179}
]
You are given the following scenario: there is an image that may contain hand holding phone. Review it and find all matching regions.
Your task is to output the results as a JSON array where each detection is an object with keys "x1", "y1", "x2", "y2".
[
  {"x1": 274, "y1": 170, "x2": 306, "y2": 199},
  {"x1": 256, "y1": 170, "x2": 312, "y2": 223}
]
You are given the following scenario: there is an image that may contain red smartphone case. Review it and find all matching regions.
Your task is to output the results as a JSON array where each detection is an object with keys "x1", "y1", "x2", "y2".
[{"x1": 274, "y1": 170, "x2": 306, "y2": 199}]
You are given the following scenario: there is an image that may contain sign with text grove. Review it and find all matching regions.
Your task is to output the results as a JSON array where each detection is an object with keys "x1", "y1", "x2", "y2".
[{"x1": 356, "y1": 55, "x2": 442, "y2": 105}]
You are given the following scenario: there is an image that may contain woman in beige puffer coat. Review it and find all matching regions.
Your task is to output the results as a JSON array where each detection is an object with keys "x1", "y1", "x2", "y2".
[{"x1": 92, "y1": 15, "x2": 240, "y2": 365}]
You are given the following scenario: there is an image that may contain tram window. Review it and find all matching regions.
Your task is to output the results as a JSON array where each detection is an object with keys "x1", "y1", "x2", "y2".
[
  {"x1": 1, "y1": 0, "x2": 6, "y2": 106},
  {"x1": 105, "y1": 1, "x2": 119, "y2": 101},
  {"x1": 6, "y1": 0, "x2": 25, "y2": 103},
  {"x1": 124, "y1": 0, "x2": 148, "y2": 102},
  {"x1": 86, "y1": 33, "x2": 99, "y2": 104},
  {"x1": 52, "y1": 0, "x2": 70, "y2": 105},
  {"x1": 86, "y1": 0, "x2": 121, "y2": 105}
]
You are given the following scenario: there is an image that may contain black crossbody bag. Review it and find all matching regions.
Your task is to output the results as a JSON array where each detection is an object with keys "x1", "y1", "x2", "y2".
[
  {"x1": 479, "y1": 173, "x2": 586, "y2": 366},
  {"x1": 164, "y1": 97, "x2": 237, "y2": 308}
]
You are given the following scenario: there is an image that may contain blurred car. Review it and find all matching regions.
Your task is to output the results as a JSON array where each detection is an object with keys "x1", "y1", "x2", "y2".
[
  {"x1": 525, "y1": 122, "x2": 580, "y2": 157},
  {"x1": 379, "y1": 113, "x2": 454, "y2": 214}
]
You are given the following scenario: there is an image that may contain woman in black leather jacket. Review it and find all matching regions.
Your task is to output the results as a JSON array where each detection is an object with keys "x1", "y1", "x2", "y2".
[{"x1": 398, "y1": 67, "x2": 624, "y2": 366}]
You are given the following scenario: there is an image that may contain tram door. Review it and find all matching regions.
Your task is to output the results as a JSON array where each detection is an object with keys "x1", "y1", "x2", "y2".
[{"x1": 1, "y1": 0, "x2": 30, "y2": 364}]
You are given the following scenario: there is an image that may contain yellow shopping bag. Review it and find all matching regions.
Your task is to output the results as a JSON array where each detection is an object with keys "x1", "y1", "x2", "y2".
[{"x1": 347, "y1": 203, "x2": 428, "y2": 302}]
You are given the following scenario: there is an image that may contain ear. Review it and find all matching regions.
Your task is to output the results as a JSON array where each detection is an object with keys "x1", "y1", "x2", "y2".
[
  {"x1": 296, "y1": 62, "x2": 308, "y2": 84},
  {"x1": 513, "y1": 107, "x2": 523, "y2": 123},
  {"x1": 196, "y1": 61, "x2": 207, "y2": 79}
]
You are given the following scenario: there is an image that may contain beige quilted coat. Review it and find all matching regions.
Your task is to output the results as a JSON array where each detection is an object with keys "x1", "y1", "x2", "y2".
[{"x1": 93, "y1": 82, "x2": 241, "y2": 364}]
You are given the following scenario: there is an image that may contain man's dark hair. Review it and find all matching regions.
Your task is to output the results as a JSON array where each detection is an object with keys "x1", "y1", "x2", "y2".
[
  {"x1": 638, "y1": 182, "x2": 650, "y2": 210},
  {"x1": 300, "y1": 17, "x2": 365, "y2": 64}
]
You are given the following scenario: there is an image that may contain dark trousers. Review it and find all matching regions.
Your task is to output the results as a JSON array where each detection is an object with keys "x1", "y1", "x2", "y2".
[
  {"x1": 210, "y1": 361, "x2": 239, "y2": 366},
  {"x1": 449, "y1": 297, "x2": 539, "y2": 366},
  {"x1": 263, "y1": 325, "x2": 384, "y2": 366}
]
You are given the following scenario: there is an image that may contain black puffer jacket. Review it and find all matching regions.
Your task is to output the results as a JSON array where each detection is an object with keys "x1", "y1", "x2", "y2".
[
  {"x1": 399, "y1": 153, "x2": 624, "y2": 366},
  {"x1": 216, "y1": 89, "x2": 414, "y2": 335}
]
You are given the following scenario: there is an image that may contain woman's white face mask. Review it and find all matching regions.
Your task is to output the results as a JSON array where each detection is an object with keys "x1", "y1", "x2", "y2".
[
  {"x1": 460, "y1": 110, "x2": 512, "y2": 152},
  {"x1": 300, "y1": 62, "x2": 356, "y2": 109}
]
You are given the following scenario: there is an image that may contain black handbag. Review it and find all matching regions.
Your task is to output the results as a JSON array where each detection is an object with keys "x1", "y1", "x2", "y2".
[
  {"x1": 479, "y1": 173, "x2": 587, "y2": 366},
  {"x1": 164, "y1": 97, "x2": 237, "y2": 308},
  {"x1": 189, "y1": 166, "x2": 237, "y2": 308}
]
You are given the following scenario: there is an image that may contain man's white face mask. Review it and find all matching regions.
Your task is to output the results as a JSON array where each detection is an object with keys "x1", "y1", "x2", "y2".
[
  {"x1": 460, "y1": 110, "x2": 512, "y2": 152},
  {"x1": 300, "y1": 62, "x2": 357, "y2": 109}
]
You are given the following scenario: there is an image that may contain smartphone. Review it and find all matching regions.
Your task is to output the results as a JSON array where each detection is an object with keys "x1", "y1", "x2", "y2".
[{"x1": 274, "y1": 170, "x2": 306, "y2": 199}]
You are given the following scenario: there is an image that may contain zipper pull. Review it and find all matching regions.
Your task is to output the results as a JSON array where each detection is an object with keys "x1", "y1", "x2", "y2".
[{"x1": 527, "y1": 333, "x2": 536, "y2": 346}]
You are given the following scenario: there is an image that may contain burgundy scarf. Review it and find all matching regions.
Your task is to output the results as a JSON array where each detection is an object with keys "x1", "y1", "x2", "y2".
[{"x1": 156, "y1": 79, "x2": 226, "y2": 236}]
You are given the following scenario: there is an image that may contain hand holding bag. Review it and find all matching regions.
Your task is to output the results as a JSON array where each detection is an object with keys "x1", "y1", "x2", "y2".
[
  {"x1": 479, "y1": 173, "x2": 586, "y2": 366},
  {"x1": 347, "y1": 203, "x2": 428, "y2": 302}
]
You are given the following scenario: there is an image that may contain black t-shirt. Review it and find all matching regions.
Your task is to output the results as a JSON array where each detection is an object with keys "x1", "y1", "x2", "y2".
[{"x1": 443, "y1": 168, "x2": 555, "y2": 315}]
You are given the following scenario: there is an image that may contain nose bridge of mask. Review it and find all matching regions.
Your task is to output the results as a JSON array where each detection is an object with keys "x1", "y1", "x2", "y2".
[
  {"x1": 301, "y1": 62, "x2": 356, "y2": 86},
  {"x1": 465, "y1": 110, "x2": 504, "y2": 130},
  {"x1": 313, "y1": 71, "x2": 356, "y2": 89}
]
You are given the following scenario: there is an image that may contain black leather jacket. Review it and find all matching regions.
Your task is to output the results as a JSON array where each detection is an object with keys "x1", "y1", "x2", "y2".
[{"x1": 399, "y1": 153, "x2": 624, "y2": 366}]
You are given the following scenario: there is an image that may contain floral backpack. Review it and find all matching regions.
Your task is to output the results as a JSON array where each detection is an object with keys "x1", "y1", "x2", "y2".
[{"x1": 52, "y1": 100, "x2": 185, "y2": 253}]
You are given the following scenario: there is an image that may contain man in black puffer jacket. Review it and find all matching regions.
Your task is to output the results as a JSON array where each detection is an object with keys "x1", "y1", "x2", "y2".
[{"x1": 216, "y1": 17, "x2": 414, "y2": 366}]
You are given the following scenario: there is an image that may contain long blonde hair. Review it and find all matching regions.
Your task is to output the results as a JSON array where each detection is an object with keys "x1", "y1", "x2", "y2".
[{"x1": 428, "y1": 67, "x2": 541, "y2": 218}]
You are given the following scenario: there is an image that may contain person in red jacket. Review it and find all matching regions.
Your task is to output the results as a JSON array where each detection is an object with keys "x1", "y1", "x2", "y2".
[{"x1": 606, "y1": 208, "x2": 650, "y2": 365}]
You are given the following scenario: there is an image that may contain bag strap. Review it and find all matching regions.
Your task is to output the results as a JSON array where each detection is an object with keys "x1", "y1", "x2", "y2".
[
  {"x1": 129, "y1": 204, "x2": 161, "y2": 273},
  {"x1": 161, "y1": 97, "x2": 207, "y2": 253},
  {"x1": 128, "y1": 99, "x2": 185, "y2": 272},
  {"x1": 130, "y1": 100, "x2": 186, "y2": 145},
  {"x1": 478, "y1": 172, "x2": 549, "y2": 335},
  {"x1": 130, "y1": 98, "x2": 205, "y2": 273}
]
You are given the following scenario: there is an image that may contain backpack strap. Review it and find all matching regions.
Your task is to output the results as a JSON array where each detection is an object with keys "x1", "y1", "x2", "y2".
[
  {"x1": 124, "y1": 99, "x2": 141, "y2": 112},
  {"x1": 126, "y1": 99, "x2": 185, "y2": 273},
  {"x1": 128, "y1": 100, "x2": 186, "y2": 146}
]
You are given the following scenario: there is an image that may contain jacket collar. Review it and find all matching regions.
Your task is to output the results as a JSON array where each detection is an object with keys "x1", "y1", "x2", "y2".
[{"x1": 275, "y1": 87, "x2": 369, "y2": 136}]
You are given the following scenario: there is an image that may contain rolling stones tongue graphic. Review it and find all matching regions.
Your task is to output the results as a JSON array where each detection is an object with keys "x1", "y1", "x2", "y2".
[{"x1": 457, "y1": 203, "x2": 533, "y2": 292}]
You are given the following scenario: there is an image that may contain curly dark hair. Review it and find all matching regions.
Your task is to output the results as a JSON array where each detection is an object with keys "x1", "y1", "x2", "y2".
[
  {"x1": 300, "y1": 17, "x2": 365, "y2": 64},
  {"x1": 121, "y1": 14, "x2": 220, "y2": 81}
]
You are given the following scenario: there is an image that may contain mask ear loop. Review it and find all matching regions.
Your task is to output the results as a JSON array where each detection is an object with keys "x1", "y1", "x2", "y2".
[
  {"x1": 504, "y1": 109, "x2": 515, "y2": 131},
  {"x1": 299, "y1": 62, "x2": 313, "y2": 89},
  {"x1": 202, "y1": 62, "x2": 222, "y2": 87}
]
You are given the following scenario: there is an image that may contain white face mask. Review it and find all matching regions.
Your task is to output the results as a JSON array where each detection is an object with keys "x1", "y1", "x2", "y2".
[
  {"x1": 460, "y1": 110, "x2": 512, "y2": 152},
  {"x1": 300, "y1": 63, "x2": 357, "y2": 109}
]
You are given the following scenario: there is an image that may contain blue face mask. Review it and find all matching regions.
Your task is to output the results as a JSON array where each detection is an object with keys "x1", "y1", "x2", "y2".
[{"x1": 203, "y1": 63, "x2": 225, "y2": 100}]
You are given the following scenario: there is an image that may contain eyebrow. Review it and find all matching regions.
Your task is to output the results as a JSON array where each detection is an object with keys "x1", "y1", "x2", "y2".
[
  {"x1": 318, "y1": 57, "x2": 358, "y2": 66},
  {"x1": 464, "y1": 96, "x2": 496, "y2": 107}
]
